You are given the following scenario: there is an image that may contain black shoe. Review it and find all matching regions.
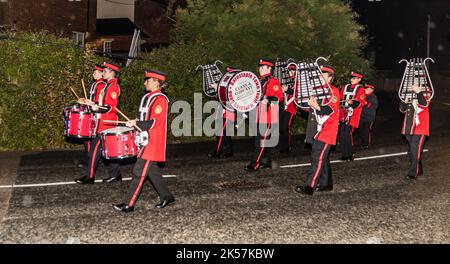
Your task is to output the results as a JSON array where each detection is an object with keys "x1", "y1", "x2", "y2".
[
  {"x1": 295, "y1": 185, "x2": 314, "y2": 195},
  {"x1": 244, "y1": 164, "x2": 258, "y2": 172},
  {"x1": 223, "y1": 152, "x2": 234, "y2": 158},
  {"x1": 112, "y1": 203, "x2": 134, "y2": 213},
  {"x1": 208, "y1": 153, "x2": 220, "y2": 159},
  {"x1": 75, "y1": 176, "x2": 94, "y2": 184},
  {"x1": 316, "y1": 185, "x2": 333, "y2": 192},
  {"x1": 102, "y1": 175, "x2": 122, "y2": 183},
  {"x1": 405, "y1": 175, "x2": 417, "y2": 180},
  {"x1": 341, "y1": 156, "x2": 354, "y2": 161},
  {"x1": 155, "y1": 197, "x2": 175, "y2": 209}
]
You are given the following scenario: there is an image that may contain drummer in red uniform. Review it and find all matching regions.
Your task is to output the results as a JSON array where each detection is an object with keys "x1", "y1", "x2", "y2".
[
  {"x1": 75, "y1": 62, "x2": 122, "y2": 184},
  {"x1": 113, "y1": 69, "x2": 175, "y2": 213},
  {"x1": 76, "y1": 64, "x2": 106, "y2": 167},
  {"x1": 245, "y1": 58, "x2": 283, "y2": 171}
]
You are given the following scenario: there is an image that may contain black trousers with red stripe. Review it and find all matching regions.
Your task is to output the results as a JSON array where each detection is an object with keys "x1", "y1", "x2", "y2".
[
  {"x1": 340, "y1": 123, "x2": 354, "y2": 159},
  {"x1": 212, "y1": 118, "x2": 233, "y2": 156},
  {"x1": 86, "y1": 135, "x2": 121, "y2": 179},
  {"x1": 279, "y1": 111, "x2": 295, "y2": 152},
  {"x1": 358, "y1": 121, "x2": 373, "y2": 147},
  {"x1": 126, "y1": 157, "x2": 174, "y2": 207},
  {"x1": 406, "y1": 134, "x2": 426, "y2": 177},
  {"x1": 82, "y1": 140, "x2": 92, "y2": 162},
  {"x1": 249, "y1": 123, "x2": 273, "y2": 169},
  {"x1": 305, "y1": 140, "x2": 332, "y2": 188}
]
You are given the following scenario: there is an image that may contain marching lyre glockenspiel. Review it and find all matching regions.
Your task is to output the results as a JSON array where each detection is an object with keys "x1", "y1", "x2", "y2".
[
  {"x1": 196, "y1": 60, "x2": 224, "y2": 98},
  {"x1": 398, "y1": 58, "x2": 435, "y2": 103}
]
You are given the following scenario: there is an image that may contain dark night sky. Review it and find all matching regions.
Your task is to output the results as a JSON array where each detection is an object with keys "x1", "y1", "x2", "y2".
[{"x1": 351, "y1": 0, "x2": 450, "y2": 72}]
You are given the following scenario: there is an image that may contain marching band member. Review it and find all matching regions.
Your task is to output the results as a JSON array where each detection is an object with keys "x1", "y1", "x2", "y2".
[
  {"x1": 208, "y1": 67, "x2": 237, "y2": 159},
  {"x1": 279, "y1": 64, "x2": 297, "y2": 153},
  {"x1": 76, "y1": 64, "x2": 106, "y2": 167},
  {"x1": 113, "y1": 69, "x2": 175, "y2": 213},
  {"x1": 245, "y1": 58, "x2": 283, "y2": 172},
  {"x1": 358, "y1": 84, "x2": 378, "y2": 148},
  {"x1": 295, "y1": 65, "x2": 340, "y2": 195},
  {"x1": 400, "y1": 84, "x2": 430, "y2": 180},
  {"x1": 75, "y1": 62, "x2": 122, "y2": 184},
  {"x1": 339, "y1": 71, "x2": 366, "y2": 160}
]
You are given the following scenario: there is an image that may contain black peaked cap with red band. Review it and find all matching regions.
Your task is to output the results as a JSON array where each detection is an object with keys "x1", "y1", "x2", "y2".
[
  {"x1": 365, "y1": 84, "x2": 375, "y2": 90},
  {"x1": 94, "y1": 64, "x2": 104, "y2": 72},
  {"x1": 258, "y1": 58, "x2": 275, "y2": 67},
  {"x1": 350, "y1": 71, "x2": 364, "y2": 79},
  {"x1": 145, "y1": 69, "x2": 167, "y2": 82},
  {"x1": 320, "y1": 65, "x2": 335, "y2": 74},
  {"x1": 103, "y1": 62, "x2": 120, "y2": 73}
]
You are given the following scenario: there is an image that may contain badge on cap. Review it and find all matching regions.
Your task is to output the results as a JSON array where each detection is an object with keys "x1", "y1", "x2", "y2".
[
  {"x1": 332, "y1": 96, "x2": 337, "y2": 103},
  {"x1": 111, "y1": 92, "x2": 117, "y2": 99},
  {"x1": 273, "y1": 85, "x2": 279, "y2": 91},
  {"x1": 360, "y1": 95, "x2": 365, "y2": 100},
  {"x1": 155, "y1": 105, "x2": 163, "y2": 114}
]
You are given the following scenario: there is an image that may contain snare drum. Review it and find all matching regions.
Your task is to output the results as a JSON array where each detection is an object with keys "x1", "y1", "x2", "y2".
[
  {"x1": 101, "y1": 127, "x2": 138, "y2": 159},
  {"x1": 217, "y1": 71, "x2": 262, "y2": 112},
  {"x1": 64, "y1": 104, "x2": 98, "y2": 138}
]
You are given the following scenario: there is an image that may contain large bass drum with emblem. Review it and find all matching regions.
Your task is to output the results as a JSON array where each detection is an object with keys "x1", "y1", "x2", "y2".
[{"x1": 217, "y1": 70, "x2": 262, "y2": 112}]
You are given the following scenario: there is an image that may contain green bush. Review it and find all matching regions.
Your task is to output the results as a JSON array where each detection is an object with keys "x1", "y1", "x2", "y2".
[{"x1": 0, "y1": 32, "x2": 102, "y2": 150}]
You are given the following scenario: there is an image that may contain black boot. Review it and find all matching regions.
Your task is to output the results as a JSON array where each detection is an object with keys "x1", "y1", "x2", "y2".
[
  {"x1": 155, "y1": 197, "x2": 176, "y2": 209},
  {"x1": 75, "y1": 176, "x2": 94, "y2": 184},
  {"x1": 295, "y1": 185, "x2": 314, "y2": 195},
  {"x1": 112, "y1": 203, "x2": 134, "y2": 213},
  {"x1": 103, "y1": 175, "x2": 122, "y2": 183}
]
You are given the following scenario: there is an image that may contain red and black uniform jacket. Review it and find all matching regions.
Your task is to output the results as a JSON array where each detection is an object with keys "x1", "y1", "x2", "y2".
[
  {"x1": 89, "y1": 79, "x2": 106, "y2": 103},
  {"x1": 399, "y1": 92, "x2": 430, "y2": 136},
  {"x1": 340, "y1": 84, "x2": 366, "y2": 128},
  {"x1": 360, "y1": 93, "x2": 378, "y2": 123},
  {"x1": 95, "y1": 78, "x2": 120, "y2": 133},
  {"x1": 283, "y1": 80, "x2": 297, "y2": 115},
  {"x1": 305, "y1": 85, "x2": 340, "y2": 145},
  {"x1": 136, "y1": 90, "x2": 169, "y2": 162},
  {"x1": 256, "y1": 74, "x2": 283, "y2": 124}
]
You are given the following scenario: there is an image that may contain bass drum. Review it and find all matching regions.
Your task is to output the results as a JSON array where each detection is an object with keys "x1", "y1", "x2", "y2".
[{"x1": 217, "y1": 70, "x2": 262, "y2": 112}]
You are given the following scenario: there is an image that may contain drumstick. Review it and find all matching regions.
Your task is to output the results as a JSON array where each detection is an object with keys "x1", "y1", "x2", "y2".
[
  {"x1": 81, "y1": 79, "x2": 88, "y2": 99},
  {"x1": 113, "y1": 107, "x2": 143, "y2": 132},
  {"x1": 70, "y1": 87, "x2": 80, "y2": 100},
  {"x1": 103, "y1": 120, "x2": 128, "y2": 124},
  {"x1": 78, "y1": 101, "x2": 108, "y2": 110}
]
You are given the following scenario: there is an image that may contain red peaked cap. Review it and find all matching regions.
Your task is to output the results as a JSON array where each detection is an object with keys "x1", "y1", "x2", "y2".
[
  {"x1": 103, "y1": 62, "x2": 120, "y2": 73},
  {"x1": 145, "y1": 69, "x2": 167, "y2": 82},
  {"x1": 320, "y1": 65, "x2": 335, "y2": 74},
  {"x1": 365, "y1": 84, "x2": 375, "y2": 90},
  {"x1": 351, "y1": 71, "x2": 364, "y2": 79},
  {"x1": 258, "y1": 58, "x2": 274, "y2": 67},
  {"x1": 288, "y1": 65, "x2": 296, "y2": 70},
  {"x1": 226, "y1": 67, "x2": 239, "y2": 72},
  {"x1": 93, "y1": 64, "x2": 104, "y2": 72}
]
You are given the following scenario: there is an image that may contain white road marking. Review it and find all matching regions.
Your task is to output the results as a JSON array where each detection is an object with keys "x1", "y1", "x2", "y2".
[
  {"x1": 0, "y1": 175, "x2": 177, "y2": 189},
  {"x1": 0, "y1": 149, "x2": 429, "y2": 189},
  {"x1": 280, "y1": 149, "x2": 429, "y2": 168}
]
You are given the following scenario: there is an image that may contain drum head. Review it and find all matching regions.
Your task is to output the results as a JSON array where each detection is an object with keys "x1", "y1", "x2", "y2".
[
  {"x1": 102, "y1": 126, "x2": 134, "y2": 135},
  {"x1": 218, "y1": 71, "x2": 261, "y2": 112}
]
